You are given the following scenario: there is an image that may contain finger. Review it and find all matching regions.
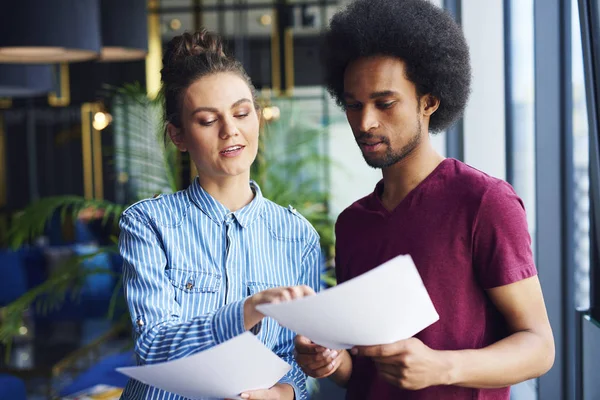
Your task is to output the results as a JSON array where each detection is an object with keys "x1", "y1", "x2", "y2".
[
  {"x1": 292, "y1": 284, "x2": 315, "y2": 298},
  {"x1": 300, "y1": 284, "x2": 316, "y2": 296},
  {"x1": 294, "y1": 335, "x2": 321, "y2": 353},
  {"x1": 378, "y1": 370, "x2": 402, "y2": 388},
  {"x1": 297, "y1": 350, "x2": 340, "y2": 369},
  {"x1": 288, "y1": 286, "x2": 304, "y2": 300},
  {"x1": 308, "y1": 357, "x2": 340, "y2": 378},
  {"x1": 278, "y1": 288, "x2": 292, "y2": 302},
  {"x1": 351, "y1": 341, "x2": 406, "y2": 357},
  {"x1": 372, "y1": 354, "x2": 407, "y2": 365},
  {"x1": 240, "y1": 389, "x2": 275, "y2": 399},
  {"x1": 375, "y1": 362, "x2": 400, "y2": 375}
]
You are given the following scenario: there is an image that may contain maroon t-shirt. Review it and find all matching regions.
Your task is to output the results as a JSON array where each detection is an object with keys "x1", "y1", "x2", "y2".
[{"x1": 335, "y1": 158, "x2": 537, "y2": 400}]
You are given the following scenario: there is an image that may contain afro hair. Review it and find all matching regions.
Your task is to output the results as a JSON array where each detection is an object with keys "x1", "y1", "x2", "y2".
[{"x1": 322, "y1": 0, "x2": 471, "y2": 133}]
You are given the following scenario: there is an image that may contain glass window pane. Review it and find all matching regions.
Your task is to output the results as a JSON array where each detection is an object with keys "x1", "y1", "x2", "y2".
[
  {"x1": 508, "y1": 0, "x2": 536, "y2": 254},
  {"x1": 572, "y1": 0, "x2": 591, "y2": 311},
  {"x1": 507, "y1": 1, "x2": 537, "y2": 397}
]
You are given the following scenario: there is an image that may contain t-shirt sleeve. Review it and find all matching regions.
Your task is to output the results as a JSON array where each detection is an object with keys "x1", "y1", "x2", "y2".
[{"x1": 472, "y1": 181, "x2": 538, "y2": 289}]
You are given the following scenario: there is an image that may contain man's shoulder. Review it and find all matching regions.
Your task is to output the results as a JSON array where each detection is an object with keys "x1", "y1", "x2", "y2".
[{"x1": 444, "y1": 159, "x2": 512, "y2": 201}]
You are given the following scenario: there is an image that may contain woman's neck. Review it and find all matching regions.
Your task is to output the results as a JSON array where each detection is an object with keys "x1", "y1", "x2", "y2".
[{"x1": 196, "y1": 172, "x2": 255, "y2": 212}]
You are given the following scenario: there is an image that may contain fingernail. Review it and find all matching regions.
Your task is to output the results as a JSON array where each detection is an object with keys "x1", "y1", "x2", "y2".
[
  {"x1": 331, "y1": 351, "x2": 338, "y2": 358},
  {"x1": 323, "y1": 349, "x2": 331, "y2": 356},
  {"x1": 241, "y1": 394, "x2": 249, "y2": 399}
]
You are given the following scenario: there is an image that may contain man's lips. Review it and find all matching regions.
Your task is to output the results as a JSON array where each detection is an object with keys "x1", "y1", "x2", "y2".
[{"x1": 358, "y1": 141, "x2": 385, "y2": 152}]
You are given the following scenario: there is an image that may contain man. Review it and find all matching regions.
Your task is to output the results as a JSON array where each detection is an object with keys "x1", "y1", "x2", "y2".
[{"x1": 293, "y1": 0, "x2": 554, "y2": 399}]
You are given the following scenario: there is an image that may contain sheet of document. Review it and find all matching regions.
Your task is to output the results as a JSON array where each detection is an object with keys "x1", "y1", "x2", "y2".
[
  {"x1": 257, "y1": 254, "x2": 439, "y2": 350},
  {"x1": 116, "y1": 332, "x2": 291, "y2": 399}
]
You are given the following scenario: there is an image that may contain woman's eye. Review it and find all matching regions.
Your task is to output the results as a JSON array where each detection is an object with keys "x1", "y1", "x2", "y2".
[
  {"x1": 235, "y1": 113, "x2": 249, "y2": 119},
  {"x1": 200, "y1": 120, "x2": 216, "y2": 126}
]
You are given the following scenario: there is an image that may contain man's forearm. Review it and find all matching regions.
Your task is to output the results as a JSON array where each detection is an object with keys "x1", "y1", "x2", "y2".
[
  {"x1": 329, "y1": 350, "x2": 353, "y2": 388},
  {"x1": 445, "y1": 330, "x2": 554, "y2": 389}
]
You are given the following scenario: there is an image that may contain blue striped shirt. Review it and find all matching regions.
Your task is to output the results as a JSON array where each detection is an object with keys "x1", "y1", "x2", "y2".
[{"x1": 118, "y1": 179, "x2": 321, "y2": 400}]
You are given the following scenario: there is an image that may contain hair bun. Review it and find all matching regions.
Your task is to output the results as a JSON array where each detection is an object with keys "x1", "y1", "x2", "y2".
[{"x1": 162, "y1": 29, "x2": 226, "y2": 70}]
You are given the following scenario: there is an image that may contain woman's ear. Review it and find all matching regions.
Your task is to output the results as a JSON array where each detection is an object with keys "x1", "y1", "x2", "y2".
[{"x1": 167, "y1": 123, "x2": 187, "y2": 152}]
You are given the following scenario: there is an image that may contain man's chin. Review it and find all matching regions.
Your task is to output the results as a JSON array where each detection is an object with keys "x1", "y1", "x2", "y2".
[{"x1": 363, "y1": 155, "x2": 387, "y2": 169}]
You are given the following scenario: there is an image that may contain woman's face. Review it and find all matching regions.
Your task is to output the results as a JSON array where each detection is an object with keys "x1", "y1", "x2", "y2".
[{"x1": 169, "y1": 72, "x2": 260, "y2": 180}]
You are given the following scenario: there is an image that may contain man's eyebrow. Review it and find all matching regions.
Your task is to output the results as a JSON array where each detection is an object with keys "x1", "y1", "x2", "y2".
[
  {"x1": 342, "y1": 91, "x2": 399, "y2": 99},
  {"x1": 370, "y1": 90, "x2": 398, "y2": 99}
]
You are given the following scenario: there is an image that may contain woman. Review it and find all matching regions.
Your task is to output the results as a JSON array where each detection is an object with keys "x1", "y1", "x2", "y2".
[{"x1": 118, "y1": 29, "x2": 321, "y2": 400}]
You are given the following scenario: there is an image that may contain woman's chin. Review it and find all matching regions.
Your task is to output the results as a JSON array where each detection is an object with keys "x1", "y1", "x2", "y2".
[{"x1": 218, "y1": 164, "x2": 252, "y2": 178}]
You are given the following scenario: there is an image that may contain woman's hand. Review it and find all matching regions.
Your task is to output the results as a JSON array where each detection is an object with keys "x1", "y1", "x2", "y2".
[{"x1": 243, "y1": 285, "x2": 315, "y2": 331}]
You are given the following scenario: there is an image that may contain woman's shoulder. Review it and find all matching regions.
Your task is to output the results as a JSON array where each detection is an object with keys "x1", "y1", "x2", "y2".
[
  {"x1": 260, "y1": 199, "x2": 320, "y2": 245},
  {"x1": 121, "y1": 190, "x2": 192, "y2": 228}
]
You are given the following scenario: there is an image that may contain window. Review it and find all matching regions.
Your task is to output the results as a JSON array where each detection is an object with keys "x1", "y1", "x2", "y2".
[
  {"x1": 506, "y1": 0, "x2": 536, "y2": 253},
  {"x1": 572, "y1": 0, "x2": 591, "y2": 311}
]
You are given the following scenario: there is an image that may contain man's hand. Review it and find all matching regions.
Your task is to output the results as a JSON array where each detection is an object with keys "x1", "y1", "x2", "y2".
[
  {"x1": 294, "y1": 335, "x2": 342, "y2": 378},
  {"x1": 244, "y1": 285, "x2": 315, "y2": 331},
  {"x1": 351, "y1": 337, "x2": 452, "y2": 390},
  {"x1": 234, "y1": 383, "x2": 294, "y2": 399}
]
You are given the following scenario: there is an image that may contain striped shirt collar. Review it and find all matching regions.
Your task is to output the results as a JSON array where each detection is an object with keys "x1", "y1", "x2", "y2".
[{"x1": 187, "y1": 178, "x2": 264, "y2": 228}]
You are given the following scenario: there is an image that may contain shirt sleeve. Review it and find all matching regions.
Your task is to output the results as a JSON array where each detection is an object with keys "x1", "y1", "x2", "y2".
[
  {"x1": 275, "y1": 235, "x2": 322, "y2": 399},
  {"x1": 472, "y1": 181, "x2": 538, "y2": 289},
  {"x1": 119, "y1": 212, "x2": 247, "y2": 364}
]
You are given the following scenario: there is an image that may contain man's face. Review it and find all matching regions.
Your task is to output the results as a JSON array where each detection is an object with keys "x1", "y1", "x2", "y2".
[{"x1": 343, "y1": 56, "x2": 425, "y2": 169}]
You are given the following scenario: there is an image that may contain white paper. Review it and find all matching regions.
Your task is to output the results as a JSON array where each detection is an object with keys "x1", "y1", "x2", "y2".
[
  {"x1": 116, "y1": 332, "x2": 291, "y2": 399},
  {"x1": 257, "y1": 254, "x2": 439, "y2": 349}
]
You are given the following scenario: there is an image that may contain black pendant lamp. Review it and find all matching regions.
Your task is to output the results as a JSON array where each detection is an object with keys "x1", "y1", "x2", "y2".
[
  {"x1": 0, "y1": 64, "x2": 54, "y2": 97},
  {"x1": 0, "y1": 0, "x2": 101, "y2": 63},
  {"x1": 100, "y1": 0, "x2": 148, "y2": 62}
]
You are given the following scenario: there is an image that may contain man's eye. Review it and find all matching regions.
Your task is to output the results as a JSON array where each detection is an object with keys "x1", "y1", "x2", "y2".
[
  {"x1": 377, "y1": 102, "x2": 395, "y2": 109},
  {"x1": 200, "y1": 120, "x2": 217, "y2": 126},
  {"x1": 345, "y1": 103, "x2": 361, "y2": 110}
]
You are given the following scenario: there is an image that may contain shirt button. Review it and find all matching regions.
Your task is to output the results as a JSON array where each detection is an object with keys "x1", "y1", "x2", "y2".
[
  {"x1": 136, "y1": 317, "x2": 144, "y2": 327},
  {"x1": 186, "y1": 282, "x2": 194, "y2": 290}
]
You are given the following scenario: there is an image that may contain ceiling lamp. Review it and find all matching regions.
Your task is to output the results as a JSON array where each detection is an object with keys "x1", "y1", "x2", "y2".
[
  {"x1": 0, "y1": 0, "x2": 101, "y2": 63},
  {"x1": 100, "y1": 0, "x2": 148, "y2": 62},
  {"x1": 0, "y1": 64, "x2": 54, "y2": 97}
]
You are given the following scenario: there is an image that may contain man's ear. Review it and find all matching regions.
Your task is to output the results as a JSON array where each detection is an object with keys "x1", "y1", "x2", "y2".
[
  {"x1": 422, "y1": 94, "x2": 440, "y2": 117},
  {"x1": 167, "y1": 123, "x2": 187, "y2": 152}
]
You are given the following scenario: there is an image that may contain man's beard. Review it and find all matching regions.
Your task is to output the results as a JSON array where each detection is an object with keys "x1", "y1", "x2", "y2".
[{"x1": 356, "y1": 118, "x2": 422, "y2": 169}]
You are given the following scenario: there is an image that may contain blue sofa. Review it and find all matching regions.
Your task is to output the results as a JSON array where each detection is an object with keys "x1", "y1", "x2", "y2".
[{"x1": 0, "y1": 373, "x2": 27, "y2": 400}]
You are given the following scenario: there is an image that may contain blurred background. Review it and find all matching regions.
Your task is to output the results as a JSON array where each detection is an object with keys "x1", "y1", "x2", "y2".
[{"x1": 0, "y1": 0, "x2": 598, "y2": 399}]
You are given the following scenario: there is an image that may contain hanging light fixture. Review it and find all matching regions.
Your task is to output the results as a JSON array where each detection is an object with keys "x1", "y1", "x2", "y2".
[
  {"x1": 100, "y1": 0, "x2": 148, "y2": 62},
  {"x1": 0, "y1": 64, "x2": 54, "y2": 97},
  {"x1": 0, "y1": 0, "x2": 101, "y2": 63}
]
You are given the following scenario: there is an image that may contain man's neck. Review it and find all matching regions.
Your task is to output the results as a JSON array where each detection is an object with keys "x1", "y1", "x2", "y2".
[
  {"x1": 380, "y1": 143, "x2": 445, "y2": 212},
  {"x1": 197, "y1": 172, "x2": 255, "y2": 212}
]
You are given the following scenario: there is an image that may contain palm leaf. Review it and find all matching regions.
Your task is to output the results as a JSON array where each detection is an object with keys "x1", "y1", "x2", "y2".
[
  {"x1": 7, "y1": 197, "x2": 125, "y2": 249},
  {"x1": 0, "y1": 245, "x2": 119, "y2": 344}
]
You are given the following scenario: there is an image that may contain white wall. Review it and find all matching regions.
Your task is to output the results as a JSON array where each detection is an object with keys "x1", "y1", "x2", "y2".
[
  {"x1": 327, "y1": 104, "x2": 382, "y2": 218},
  {"x1": 461, "y1": 0, "x2": 506, "y2": 179}
]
